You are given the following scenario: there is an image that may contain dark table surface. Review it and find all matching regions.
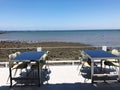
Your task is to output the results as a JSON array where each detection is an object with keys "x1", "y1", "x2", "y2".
[
  {"x1": 13, "y1": 51, "x2": 45, "y2": 61},
  {"x1": 83, "y1": 50, "x2": 118, "y2": 59}
]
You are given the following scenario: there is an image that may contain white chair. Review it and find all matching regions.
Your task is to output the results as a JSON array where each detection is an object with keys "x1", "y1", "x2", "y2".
[
  {"x1": 111, "y1": 49, "x2": 120, "y2": 56},
  {"x1": 7, "y1": 53, "x2": 17, "y2": 82},
  {"x1": 7, "y1": 52, "x2": 28, "y2": 82},
  {"x1": 77, "y1": 50, "x2": 88, "y2": 70},
  {"x1": 104, "y1": 49, "x2": 119, "y2": 70}
]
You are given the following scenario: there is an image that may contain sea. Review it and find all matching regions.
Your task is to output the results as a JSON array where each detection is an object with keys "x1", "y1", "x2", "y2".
[{"x1": 0, "y1": 30, "x2": 120, "y2": 47}]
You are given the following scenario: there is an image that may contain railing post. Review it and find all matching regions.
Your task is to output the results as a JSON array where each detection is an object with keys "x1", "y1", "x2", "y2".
[
  {"x1": 102, "y1": 46, "x2": 107, "y2": 51},
  {"x1": 5, "y1": 62, "x2": 8, "y2": 68},
  {"x1": 72, "y1": 61, "x2": 74, "y2": 65},
  {"x1": 37, "y1": 47, "x2": 42, "y2": 52}
]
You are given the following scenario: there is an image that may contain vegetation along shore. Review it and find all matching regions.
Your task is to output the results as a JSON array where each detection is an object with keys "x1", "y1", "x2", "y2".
[{"x1": 0, "y1": 41, "x2": 93, "y2": 62}]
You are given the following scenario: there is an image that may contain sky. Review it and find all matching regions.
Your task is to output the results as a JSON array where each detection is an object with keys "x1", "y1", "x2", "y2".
[{"x1": 0, "y1": 0, "x2": 120, "y2": 30}]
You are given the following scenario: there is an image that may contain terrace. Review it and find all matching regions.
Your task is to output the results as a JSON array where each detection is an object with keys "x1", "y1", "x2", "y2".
[
  {"x1": 1, "y1": 65, "x2": 120, "y2": 90},
  {"x1": 0, "y1": 46, "x2": 120, "y2": 90}
]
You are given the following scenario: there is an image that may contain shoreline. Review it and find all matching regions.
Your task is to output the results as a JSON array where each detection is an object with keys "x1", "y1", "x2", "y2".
[
  {"x1": 1, "y1": 30, "x2": 120, "y2": 47},
  {"x1": 0, "y1": 41, "x2": 91, "y2": 48}
]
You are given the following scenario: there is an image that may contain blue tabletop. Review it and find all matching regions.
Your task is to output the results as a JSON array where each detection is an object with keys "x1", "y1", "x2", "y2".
[
  {"x1": 84, "y1": 50, "x2": 118, "y2": 59},
  {"x1": 13, "y1": 51, "x2": 45, "y2": 61}
]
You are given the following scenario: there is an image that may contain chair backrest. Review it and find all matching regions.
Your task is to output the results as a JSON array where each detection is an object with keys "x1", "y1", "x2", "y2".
[
  {"x1": 42, "y1": 51, "x2": 50, "y2": 60},
  {"x1": 9, "y1": 53, "x2": 17, "y2": 60},
  {"x1": 81, "y1": 53, "x2": 88, "y2": 61},
  {"x1": 9, "y1": 52, "x2": 21, "y2": 60},
  {"x1": 15, "y1": 52, "x2": 21, "y2": 56},
  {"x1": 111, "y1": 49, "x2": 119, "y2": 56},
  {"x1": 9, "y1": 53, "x2": 17, "y2": 67}
]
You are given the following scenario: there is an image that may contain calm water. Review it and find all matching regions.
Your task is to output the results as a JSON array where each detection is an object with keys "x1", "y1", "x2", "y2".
[{"x1": 0, "y1": 30, "x2": 120, "y2": 47}]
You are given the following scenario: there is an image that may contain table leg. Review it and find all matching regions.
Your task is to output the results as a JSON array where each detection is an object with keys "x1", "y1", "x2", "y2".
[
  {"x1": 38, "y1": 61, "x2": 40, "y2": 86},
  {"x1": 91, "y1": 59, "x2": 94, "y2": 83},
  {"x1": 9, "y1": 66, "x2": 12, "y2": 88},
  {"x1": 118, "y1": 58, "x2": 120, "y2": 82}
]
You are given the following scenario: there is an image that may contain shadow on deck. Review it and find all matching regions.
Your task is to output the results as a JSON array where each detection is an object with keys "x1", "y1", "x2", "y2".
[{"x1": 1, "y1": 82, "x2": 120, "y2": 90}]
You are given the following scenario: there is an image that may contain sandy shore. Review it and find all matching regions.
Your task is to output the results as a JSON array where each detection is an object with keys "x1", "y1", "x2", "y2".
[{"x1": 0, "y1": 41, "x2": 92, "y2": 62}]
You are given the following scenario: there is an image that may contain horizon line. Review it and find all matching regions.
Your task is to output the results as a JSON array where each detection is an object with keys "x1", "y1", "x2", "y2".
[{"x1": 0, "y1": 29, "x2": 120, "y2": 31}]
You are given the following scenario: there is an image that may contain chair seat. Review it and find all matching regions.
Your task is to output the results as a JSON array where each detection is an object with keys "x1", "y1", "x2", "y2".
[
  {"x1": 104, "y1": 60, "x2": 119, "y2": 67},
  {"x1": 31, "y1": 62, "x2": 46, "y2": 69},
  {"x1": 12, "y1": 62, "x2": 28, "y2": 69},
  {"x1": 83, "y1": 62, "x2": 90, "y2": 67}
]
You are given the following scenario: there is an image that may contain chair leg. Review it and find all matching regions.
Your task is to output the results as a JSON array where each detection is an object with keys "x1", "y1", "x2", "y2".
[
  {"x1": 77, "y1": 63, "x2": 81, "y2": 70},
  {"x1": 14, "y1": 69, "x2": 18, "y2": 76},
  {"x1": 46, "y1": 61, "x2": 50, "y2": 70},
  {"x1": 84, "y1": 79, "x2": 88, "y2": 83},
  {"x1": 6, "y1": 75, "x2": 10, "y2": 83}
]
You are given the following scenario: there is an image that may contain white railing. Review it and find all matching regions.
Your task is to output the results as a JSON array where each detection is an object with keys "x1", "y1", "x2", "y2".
[
  {"x1": 0, "y1": 62, "x2": 9, "y2": 68},
  {"x1": 0, "y1": 60, "x2": 80, "y2": 68},
  {"x1": 47, "y1": 60, "x2": 80, "y2": 65}
]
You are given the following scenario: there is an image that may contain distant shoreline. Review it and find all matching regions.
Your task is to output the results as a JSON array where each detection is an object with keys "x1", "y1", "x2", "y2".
[
  {"x1": 0, "y1": 29, "x2": 120, "y2": 32},
  {"x1": 0, "y1": 31, "x2": 8, "y2": 34}
]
